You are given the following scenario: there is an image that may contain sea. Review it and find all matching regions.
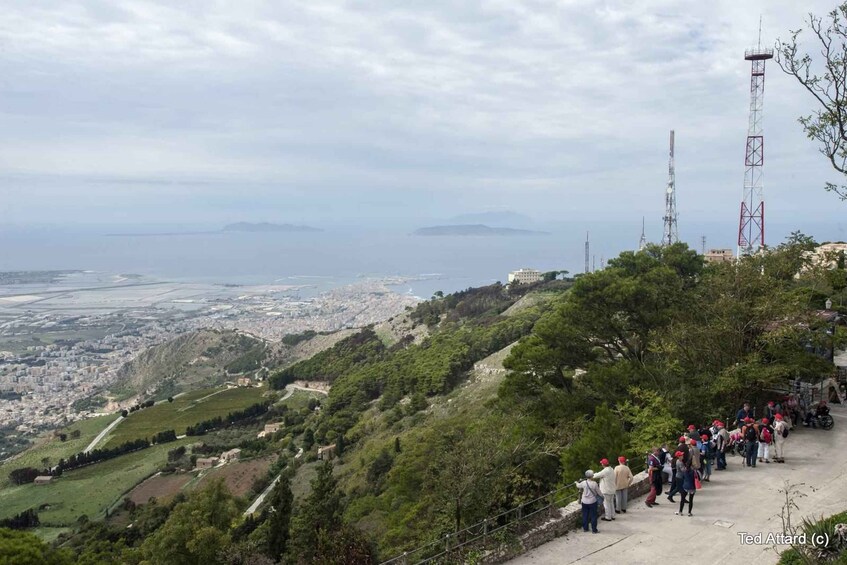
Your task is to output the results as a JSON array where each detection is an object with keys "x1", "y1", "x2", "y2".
[{"x1": 1, "y1": 220, "x2": 844, "y2": 299}]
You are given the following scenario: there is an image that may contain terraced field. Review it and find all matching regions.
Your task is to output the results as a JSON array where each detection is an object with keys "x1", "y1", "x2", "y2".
[
  {"x1": 0, "y1": 414, "x2": 119, "y2": 488},
  {"x1": 0, "y1": 439, "x2": 191, "y2": 526},
  {"x1": 103, "y1": 386, "x2": 268, "y2": 447}
]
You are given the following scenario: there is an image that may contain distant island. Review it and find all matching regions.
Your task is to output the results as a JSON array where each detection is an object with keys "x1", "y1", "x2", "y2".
[
  {"x1": 412, "y1": 224, "x2": 548, "y2": 236},
  {"x1": 222, "y1": 222, "x2": 322, "y2": 233}
]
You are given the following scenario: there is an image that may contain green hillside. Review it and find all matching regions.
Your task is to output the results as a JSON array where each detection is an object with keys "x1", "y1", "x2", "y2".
[{"x1": 103, "y1": 386, "x2": 268, "y2": 447}]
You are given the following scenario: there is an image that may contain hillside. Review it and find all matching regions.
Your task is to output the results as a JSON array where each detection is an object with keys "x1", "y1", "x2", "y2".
[{"x1": 111, "y1": 330, "x2": 267, "y2": 400}]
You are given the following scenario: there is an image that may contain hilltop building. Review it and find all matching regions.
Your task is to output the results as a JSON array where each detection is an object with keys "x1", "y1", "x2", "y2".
[
  {"x1": 802, "y1": 242, "x2": 847, "y2": 271},
  {"x1": 317, "y1": 444, "x2": 337, "y2": 461},
  {"x1": 705, "y1": 249, "x2": 734, "y2": 264},
  {"x1": 508, "y1": 269, "x2": 542, "y2": 285}
]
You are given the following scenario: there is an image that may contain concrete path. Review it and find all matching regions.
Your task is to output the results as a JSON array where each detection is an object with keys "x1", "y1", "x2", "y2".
[
  {"x1": 244, "y1": 447, "x2": 303, "y2": 516},
  {"x1": 279, "y1": 384, "x2": 329, "y2": 402},
  {"x1": 83, "y1": 415, "x2": 124, "y2": 453},
  {"x1": 509, "y1": 407, "x2": 847, "y2": 565}
]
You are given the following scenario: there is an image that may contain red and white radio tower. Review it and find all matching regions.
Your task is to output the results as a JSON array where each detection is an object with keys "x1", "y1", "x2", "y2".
[{"x1": 737, "y1": 24, "x2": 773, "y2": 257}]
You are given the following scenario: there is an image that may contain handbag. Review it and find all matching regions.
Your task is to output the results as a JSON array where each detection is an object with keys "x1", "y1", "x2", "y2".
[{"x1": 694, "y1": 475, "x2": 702, "y2": 490}]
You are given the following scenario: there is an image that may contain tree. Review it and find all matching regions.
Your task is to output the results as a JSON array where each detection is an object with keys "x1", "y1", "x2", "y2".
[
  {"x1": 335, "y1": 434, "x2": 345, "y2": 456},
  {"x1": 366, "y1": 449, "x2": 393, "y2": 491},
  {"x1": 777, "y1": 4, "x2": 847, "y2": 200},
  {"x1": 0, "y1": 528, "x2": 73, "y2": 564},
  {"x1": 302, "y1": 428, "x2": 315, "y2": 451},
  {"x1": 560, "y1": 404, "x2": 630, "y2": 484},
  {"x1": 394, "y1": 437, "x2": 401, "y2": 454},
  {"x1": 265, "y1": 474, "x2": 293, "y2": 561},
  {"x1": 291, "y1": 462, "x2": 343, "y2": 563},
  {"x1": 168, "y1": 396, "x2": 174, "y2": 403},
  {"x1": 141, "y1": 479, "x2": 239, "y2": 565}
]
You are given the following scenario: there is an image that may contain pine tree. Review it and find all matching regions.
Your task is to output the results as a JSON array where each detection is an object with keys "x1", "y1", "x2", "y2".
[
  {"x1": 266, "y1": 474, "x2": 293, "y2": 560},
  {"x1": 291, "y1": 462, "x2": 342, "y2": 561}
]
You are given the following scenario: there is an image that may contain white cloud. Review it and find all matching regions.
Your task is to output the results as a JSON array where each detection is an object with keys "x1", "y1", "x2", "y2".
[{"x1": 0, "y1": 0, "x2": 843, "y2": 231}]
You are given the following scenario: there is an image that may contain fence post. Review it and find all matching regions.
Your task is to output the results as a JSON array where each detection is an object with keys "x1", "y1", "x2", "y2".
[
  {"x1": 517, "y1": 504, "x2": 523, "y2": 520},
  {"x1": 401, "y1": 551, "x2": 408, "y2": 565},
  {"x1": 445, "y1": 533, "x2": 451, "y2": 553},
  {"x1": 483, "y1": 517, "x2": 489, "y2": 544}
]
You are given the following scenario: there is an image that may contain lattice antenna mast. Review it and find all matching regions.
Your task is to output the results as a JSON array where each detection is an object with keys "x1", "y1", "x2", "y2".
[
  {"x1": 639, "y1": 217, "x2": 647, "y2": 251},
  {"x1": 584, "y1": 231, "x2": 589, "y2": 274},
  {"x1": 662, "y1": 130, "x2": 679, "y2": 246},
  {"x1": 738, "y1": 19, "x2": 772, "y2": 257}
]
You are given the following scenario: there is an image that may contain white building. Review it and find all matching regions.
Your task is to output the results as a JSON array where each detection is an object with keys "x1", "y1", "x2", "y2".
[
  {"x1": 507, "y1": 268, "x2": 543, "y2": 285},
  {"x1": 802, "y1": 242, "x2": 847, "y2": 271}
]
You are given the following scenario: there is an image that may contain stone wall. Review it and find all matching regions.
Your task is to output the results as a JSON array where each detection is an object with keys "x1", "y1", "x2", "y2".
[{"x1": 481, "y1": 470, "x2": 651, "y2": 564}]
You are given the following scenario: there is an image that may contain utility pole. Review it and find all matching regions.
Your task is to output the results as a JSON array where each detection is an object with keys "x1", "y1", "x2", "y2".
[
  {"x1": 584, "y1": 231, "x2": 590, "y2": 274},
  {"x1": 701, "y1": 235, "x2": 707, "y2": 255},
  {"x1": 639, "y1": 217, "x2": 647, "y2": 251}
]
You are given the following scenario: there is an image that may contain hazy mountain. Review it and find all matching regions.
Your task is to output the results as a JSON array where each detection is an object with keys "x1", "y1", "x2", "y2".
[
  {"x1": 448, "y1": 211, "x2": 534, "y2": 228},
  {"x1": 222, "y1": 222, "x2": 322, "y2": 233},
  {"x1": 413, "y1": 224, "x2": 548, "y2": 236}
]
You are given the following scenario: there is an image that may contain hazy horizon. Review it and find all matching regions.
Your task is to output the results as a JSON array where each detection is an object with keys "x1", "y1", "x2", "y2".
[{"x1": 2, "y1": 1, "x2": 847, "y2": 234}]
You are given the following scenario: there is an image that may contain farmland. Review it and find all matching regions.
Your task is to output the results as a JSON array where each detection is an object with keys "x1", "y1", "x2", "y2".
[
  {"x1": 0, "y1": 414, "x2": 119, "y2": 488},
  {"x1": 103, "y1": 386, "x2": 269, "y2": 447},
  {"x1": 0, "y1": 438, "x2": 191, "y2": 526}
]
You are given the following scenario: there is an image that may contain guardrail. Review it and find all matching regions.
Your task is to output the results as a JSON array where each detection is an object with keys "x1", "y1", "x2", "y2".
[{"x1": 380, "y1": 459, "x2": 647, "y2": 565}]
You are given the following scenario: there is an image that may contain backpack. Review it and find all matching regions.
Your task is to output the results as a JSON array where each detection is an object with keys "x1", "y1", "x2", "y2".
[
  {"x1": 761, "y1": 428, "x2": 772, "y2": 444},
  {"x1": 744, "y1": 425, "x2": 757, "y2": 442},
  {"x1": 781, "y1": 425, "x2": 789, "y2": 439}
]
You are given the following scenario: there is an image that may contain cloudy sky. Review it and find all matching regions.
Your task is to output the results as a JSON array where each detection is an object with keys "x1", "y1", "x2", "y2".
[{"x1": 0, "y1": 0, "x2": 845, "y2": 241}]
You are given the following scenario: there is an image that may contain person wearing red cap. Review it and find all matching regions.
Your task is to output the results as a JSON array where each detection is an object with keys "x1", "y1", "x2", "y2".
[
  {"x1": 773, "y1": 413, "x2": 788, "y2": 463},
  {"x1": 758, "y1": 418, "x2": 774, "y2": 463},
  {"x1": 594, "y1": 458, "x2": 617, "y2": 521},
  {"x1": 688, "y1": 438, "x2": 702, "y2": 479},
  {"x1": 674, "y1": 453, "x2": 696, "y2": 517},
  {"x1": 700, "y1": 434, "x2": 714, "y2": 481},
  {"x1": 614, "y1": 456, "x2": 634, "y2": 513}
]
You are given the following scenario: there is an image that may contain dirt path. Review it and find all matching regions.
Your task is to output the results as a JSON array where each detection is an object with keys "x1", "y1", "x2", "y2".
[{"x1": 509, "y1": 407, "x2": 847, "y2": 565}]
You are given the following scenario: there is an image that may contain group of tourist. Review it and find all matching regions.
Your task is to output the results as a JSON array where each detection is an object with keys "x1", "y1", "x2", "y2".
[{"x1": 574, "y1": 397, "x2": 827, "y2": 534}]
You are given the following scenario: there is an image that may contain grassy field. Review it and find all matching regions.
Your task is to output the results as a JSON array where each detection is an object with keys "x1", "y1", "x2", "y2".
[
  {"x1": 0, "y1": 414, "x2": 119, "y2": 489},
  {"x1": 103, "y1": 386, "x2": 268, "y2": 447},
  {"x1": 0, "y1": 438, "x2": 191, "y2": 527},
  {"x1": 279, "y1": 389, "x2": 326, "y2": 412}
]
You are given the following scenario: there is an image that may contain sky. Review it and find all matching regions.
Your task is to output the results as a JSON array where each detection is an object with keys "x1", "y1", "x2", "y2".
[{"x1": 1, "y1": 0, "x2": 846, "y2": 246}]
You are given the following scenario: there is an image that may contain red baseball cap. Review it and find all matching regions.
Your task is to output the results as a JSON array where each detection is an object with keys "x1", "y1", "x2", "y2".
[
  {"x1": 687, "y1": 425, "x2": 696, "y2": 430},
  {"x1": 618, "y1": 456, "x2": 626, "y2": 463},
  {"x1": 700, "y1": 434, "x2": 709, "y2": 440},
  {"x1": 678, "y1": 436, "x2": 686, "y2": 443},
  {"x1": 689, "y1": 439, "x2": 697, "y2": 445},
  {"x1": 674, "y1": 451, "x2": 684, "y2": 458},
  {"x1": 775, "y1": 414, "x2": 783, "y2": 420},
  {"x1": 762, "y1": 418, "x2": 769, "y2": 424},
  {"x1": 600, "y1": 458, "x2": 609, "y2": 466}
]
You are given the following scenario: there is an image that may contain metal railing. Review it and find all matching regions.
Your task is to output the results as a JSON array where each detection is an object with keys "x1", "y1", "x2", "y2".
[{"x1": 380, "y1": 459, "x2": 647, "y2": 565}]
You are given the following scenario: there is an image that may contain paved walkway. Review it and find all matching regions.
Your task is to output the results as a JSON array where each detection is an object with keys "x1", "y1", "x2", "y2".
[{"x1": 509, "y1": 407, "x2": 847, "y2": 565}]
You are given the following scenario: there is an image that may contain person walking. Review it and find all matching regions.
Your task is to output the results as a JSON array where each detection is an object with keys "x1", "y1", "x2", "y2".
[
  {"x1": 645, "y1": 447, "x2": 663, "y2": 508},
  {"x1": 786, "y1": 394, "x2": 799, "y2": 428},
  {"x1": 614, "y1": 456, "x2": 633, "y2": 513},
  {"x1": 758, "y1": 418, "x2": 773, "y2": 463},
  {"x1": 715, "y1": 422, "x2": 729, "y2": 470},
  {"x1": 594, "y1": 458, "x2": 617, "y2": 521},
  {"x1": 674, "y1": 455, "x2": 696, "y2": 517},
  {"x1": 773, "y1": 413, "x2": 788, "y2": 463},
  {"x1": 742, "y1": 417, "x2": 759, "y2": 468},
  {"x1": 667, "y1": 449, "x2": 684, "y2": 503},
  {"x1": 577, "y1": 470, "x2": 601, "y2": 533}
]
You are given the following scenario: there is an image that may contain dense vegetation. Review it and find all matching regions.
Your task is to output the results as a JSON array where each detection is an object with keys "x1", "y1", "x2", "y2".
[
  {"x1": 185, "y1": 401, "x2": 270, "y2": 436},
  {"x1": 7, "y1": 237, "x2": 845, "y2": 564}
]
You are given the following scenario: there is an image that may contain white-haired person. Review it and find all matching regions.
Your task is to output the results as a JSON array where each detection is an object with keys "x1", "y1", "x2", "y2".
[{"x1": 577, "y1": 470, "x2": 601, "y2": 533}]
